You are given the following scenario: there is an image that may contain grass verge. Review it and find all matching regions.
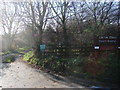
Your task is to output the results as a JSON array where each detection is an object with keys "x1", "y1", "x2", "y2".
[{"x1": 3, "y1": 55, "x2": 15, "y2": 63}]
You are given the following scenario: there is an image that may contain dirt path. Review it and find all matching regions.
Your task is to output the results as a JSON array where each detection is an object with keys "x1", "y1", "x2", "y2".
[{"x1": 1, "y1": 57, "x2": 85, "y2": 88}]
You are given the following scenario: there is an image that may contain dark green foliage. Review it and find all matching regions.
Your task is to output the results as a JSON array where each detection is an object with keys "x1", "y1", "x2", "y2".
[
  {"x1": 23, "y1": 51, "x2": 119, "y2": 84},
  {"x1": 2, "y1": 47, "x2": 30, "y2": 55},
  {"x1": 99, "y1": 52, "x2": 119, "y2": 83},
  {"x1": 3, "y1": 55, "x2": 15, "y2": 63},
  {"x1": 23, "y1": 51, "x2": 33, "y2": 61}
]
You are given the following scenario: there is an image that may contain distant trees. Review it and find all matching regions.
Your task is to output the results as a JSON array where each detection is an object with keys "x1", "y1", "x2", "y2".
[
  {"x1": 1, "y1": 1, "x2": 119, "y2": 52},
  {"x1": 25, "y1": 1, "x2": 119, "y2": 49},
  {"x1": 1, "y1": 2, "x2": 23, "y2": 50},
  {"x1": 85, "y1": 2, "x2": 115, "y2": 35},
  {"x1": 15, "y1": 1, "x2": 49, "y2": 56},
  {"x1": 15, "y1": 26, "x2": 34, "y2": 48}
]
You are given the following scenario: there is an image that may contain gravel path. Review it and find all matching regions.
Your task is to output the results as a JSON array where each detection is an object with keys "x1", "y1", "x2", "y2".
[{"x1": 1, "y1": 57, "x2": 85, "y2": 88}]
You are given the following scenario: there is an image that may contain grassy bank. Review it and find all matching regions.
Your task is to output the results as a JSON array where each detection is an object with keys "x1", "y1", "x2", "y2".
[
  {"x1": 3, "y1": 55, "x2": 15, "y2": 63},
  {"x1": 1, "y1": 47, "x2": 31, "y2": 55},
  {"x1": 23, "y1": 51, "x2": 119, "y2": 84}
]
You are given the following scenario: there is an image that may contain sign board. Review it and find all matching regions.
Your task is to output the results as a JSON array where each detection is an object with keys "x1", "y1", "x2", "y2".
[
  {"x1": 99, "y1": 36, "x2": 117, "y2": 44},
  {"x1": 94, "y1": 36, "x2": 120, "y2": 50},
  {"x1": 40, "y1": 44, "x2": 46, "y2": 50}
]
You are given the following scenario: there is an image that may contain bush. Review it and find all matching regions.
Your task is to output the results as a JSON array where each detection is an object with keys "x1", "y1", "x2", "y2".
[
  {"x1": 23, "y1": 51, "x2": 40, "y2": 65},
  {"x1": 29, "y1": 57, "x2": 39, "y2": 64},
  {"x1": 23, "y1": 51, "x2": 33, "y2": 61},
  {"x1": 99, "y1": 52, "x2": 119, "y2": 83},
  {"x1": 36, "y1": 56, "x2": 87, "y2": 75},
  {"x1": 84, "y1": 51, "x2": 119, "y2": 83},
  {"x1": 15, "y1": 47, "x2": 30, "y2": 54},
  {"x1": 23, "y1": 51, "x2": 119, "y2": 84},
  {"x1": 18, "y1": 47, "x2": 30, "y2": 51},
  {"x1": 3, "y1": 55, "x2": 15, "y2": 63},
  {"x1": 2, "y1": 51, "x2": 11, "y2": 55}
]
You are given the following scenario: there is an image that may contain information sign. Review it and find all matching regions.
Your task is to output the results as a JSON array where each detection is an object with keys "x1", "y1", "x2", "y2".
[
  {"x1": 94, "y1": 36, "x2": 120, "y2": 50},
  {"x1": 40, "y1": 44, "x2": 46, "y2": 50}
]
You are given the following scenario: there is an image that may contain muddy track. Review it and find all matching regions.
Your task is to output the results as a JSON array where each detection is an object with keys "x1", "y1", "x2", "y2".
[
  {"x1": 0, "y1": 52, "x2": 117, "y2": 89},
  {"x1": 1, "y1": 55, "x2": 85, "y2": 88}
]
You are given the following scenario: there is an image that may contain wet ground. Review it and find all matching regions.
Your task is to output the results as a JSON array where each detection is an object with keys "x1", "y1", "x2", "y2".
[
  {"x1": 1, "y1": 56, "x2": 85, "y2": 88},
  {"x1": 1, "y1": 53, "x2": 116, "y2": 89}
]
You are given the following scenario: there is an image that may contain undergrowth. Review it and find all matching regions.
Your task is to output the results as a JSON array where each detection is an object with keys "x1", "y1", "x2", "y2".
[{"x1": 3, "y1": 55, "x2": 15, "y2": 63}]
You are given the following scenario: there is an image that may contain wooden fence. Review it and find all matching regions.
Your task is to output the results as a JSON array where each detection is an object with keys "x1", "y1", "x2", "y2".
[{"x1": 42, "y1": 45, "x2": 94, "y2": 58}]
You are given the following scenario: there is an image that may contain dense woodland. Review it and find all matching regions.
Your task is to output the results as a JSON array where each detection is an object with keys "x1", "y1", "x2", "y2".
[
  {"x1": 1, "y1": 1, "x2": 120, "y2": 85},
  {"x1": 1, "y1": 1, "x2": 119, "y2": 51}
]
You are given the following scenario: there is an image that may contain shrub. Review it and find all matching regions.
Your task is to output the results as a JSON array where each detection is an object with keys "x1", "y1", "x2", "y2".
[
  {"x1": 15, "y1": 47, "x2": 30, "y2": 54},
  {"x1": 3, "y1": 55, "x2": 15, "y2": 63},
  {"x1": 30, "y1": 57, "x2": 39, "y2": 65},
  {"x1": 23, "y1": 51, "x2": 33, "y2": 61},
  {"x1": 99, "y1": 52, "x2": 119, "y2": 83},
  {"x1": 36, "y1": 56, "x2": 87, "y2": 75},
  {"x1": 23, "y1": 50, "x2": 119, "y2": 84},
  {"x1": 23, "y1": 51, "x2": 40, "y2": 65}
]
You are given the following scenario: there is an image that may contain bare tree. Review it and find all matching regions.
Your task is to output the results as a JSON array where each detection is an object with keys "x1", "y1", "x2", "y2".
[
  {"x1": 18, "y1": 1, "x2": 49, "y2": 56},
  {"x1": 50, "y1": 1, "x2": 70, "y2": 47},
  {"x1": 1, "y1": 2, "x2": 23, "y2": 50},
  {"x1": 85, "y1": 2, "x2": 114, "y2": 35}
]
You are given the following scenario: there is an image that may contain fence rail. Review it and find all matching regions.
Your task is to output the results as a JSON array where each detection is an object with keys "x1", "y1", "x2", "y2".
[{"x1": 42, "y1": 45, "x2": 94, "y2": 58}]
